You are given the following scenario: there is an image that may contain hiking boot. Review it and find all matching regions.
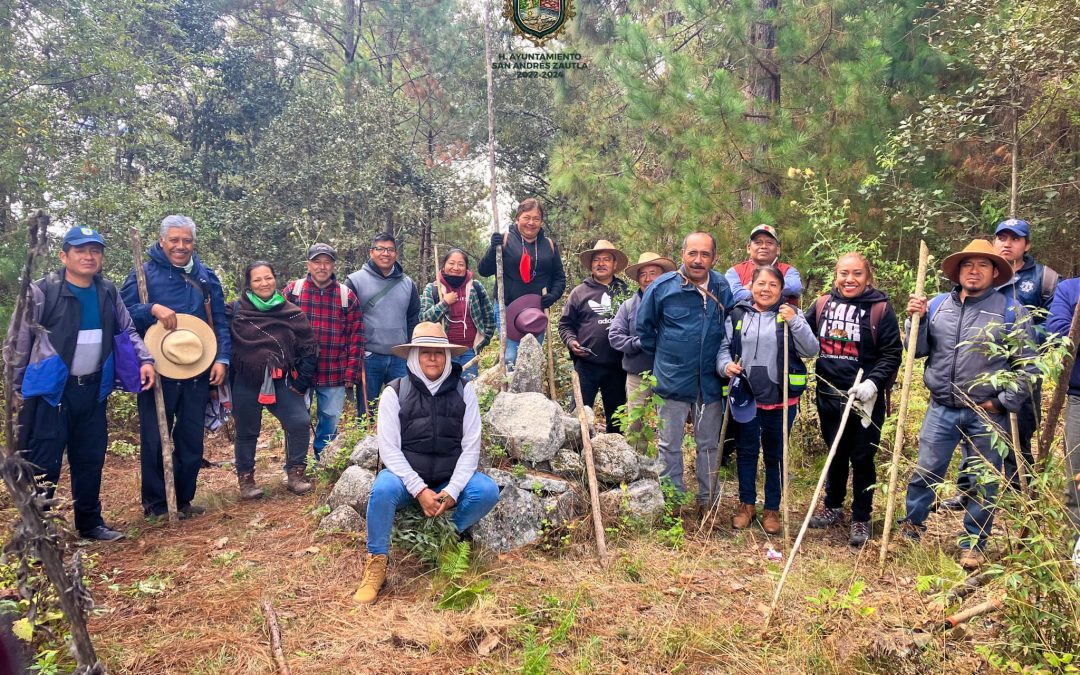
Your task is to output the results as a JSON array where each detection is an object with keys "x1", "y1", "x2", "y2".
[
  {"x1": 897, "y1": 520, "x2": 923, "y2": 542},
  {"x1": 286, "y1": 467, "x2": 313, "y2": 495},
  {"x1": 237, "y1": 472, "x2": 265, "y2": 500},
  {"x1": 938, "y1": 495, "x2": 968, "y2": 512},
  {"x1": 178, "y1": 504, "x2": 206, "y2": 520},
  {"x1": 732, "y1": 503, "x2": 756, "y2": 530},
  {"x1": 958, "y1": 548, "x2": 984, "y2": 570},
  {"x1": 762, "y1": 509, "x2": 782, "y2": 535},
  {"x1": 849, "y1": 520, "x2": 871, "y2": 546},
  {"x1": 353, "y1": 553, "x2": 388, "y2": 605},
  {"x1": 808, "y1": 506, "x2": 844, "y2": 529}
]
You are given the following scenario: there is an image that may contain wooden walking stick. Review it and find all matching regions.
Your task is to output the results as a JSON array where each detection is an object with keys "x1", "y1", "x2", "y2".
[
  {"x1": 1009, "y1": 412, "x2": 1028, "y2": 493},
  {"x1": 781, "y1": 319, "x2": 791, "y2": 550},
  {"x1": 482, "y1": 0, "x2": 507, "y2": 387},
  {"x1": 765, "y1": 370, "x2": 864, "y2": 629},
  {"x1": 545, "y1": 308, "x2": 558, "y2": 399},
  {"x1": 571, "y1": 369, "x2": 609, "y2": 568},
  {"x1": 130, "y1": 227, "x2": 179, "y2": 522},
  {"x1": 878, "y1": 240, "x2": 930, "y2": 572},
  {"x1": 1036, "y1": 296, "x2": 1080, "y2": 468}
]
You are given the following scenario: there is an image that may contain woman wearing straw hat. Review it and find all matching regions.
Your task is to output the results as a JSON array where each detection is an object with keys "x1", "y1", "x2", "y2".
[
  {"x1": 418, "y1": 248, "x2": 496, "y2": 381},
  {"x1": 229, "y1": 261, "x2": 318, "y2": 499},
  {"x1": 354, "y1": 322, "x2": 500, "y2": 604}
]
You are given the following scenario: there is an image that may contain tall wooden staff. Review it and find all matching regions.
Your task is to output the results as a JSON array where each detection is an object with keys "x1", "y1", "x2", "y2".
[
  {"x1": 781, "y1": 320, "x2": 791, "y2": 550},
  {"x1": 571, "y1": 370, "x2": 609, "y2": 568},
  {"x1": 130, "y1": 227, "x2": 178, "y2": 522},
  {"x1": 878, "y1": 240, "x2": 930, "y2": 571},
  {"x1": 482, "y1": 0, "x2": 507, "y2": 384}
]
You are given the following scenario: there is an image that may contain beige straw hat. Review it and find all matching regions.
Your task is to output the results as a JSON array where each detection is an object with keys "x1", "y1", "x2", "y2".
[
  {"x1": 624, "y1": 251, "x2": 677, "y2": 280},
  {"x1": 579, "y1": 240, "x2": 629, "y2": 273},
  {"x1": 391, "y1": 322, "x2": 469, "y2": 359},
  {"x1": 144, "y1": 314, "x2": 218, "y2": 379}
]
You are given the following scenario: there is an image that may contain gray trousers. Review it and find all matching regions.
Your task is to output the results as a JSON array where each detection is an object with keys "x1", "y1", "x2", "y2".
[
  {"x1": 624, "y1": 373, "x2": 652, "y2": 453},
  {"x1": 1065, "y1": 395, "x2": 1080, "y2": 533},
  {"x1": 657, "y1": 397, "x2": 724, "y2": 504}
]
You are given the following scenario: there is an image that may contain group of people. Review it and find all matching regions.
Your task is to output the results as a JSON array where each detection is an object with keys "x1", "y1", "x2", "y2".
[{"x1": 9, "y1": 203, "x2": 1080, "y2": 604}]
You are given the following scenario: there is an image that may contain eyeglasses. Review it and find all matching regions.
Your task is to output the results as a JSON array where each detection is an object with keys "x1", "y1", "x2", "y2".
[{"x1": 371, "y1": 246, "x2": 397, "y2": 254}]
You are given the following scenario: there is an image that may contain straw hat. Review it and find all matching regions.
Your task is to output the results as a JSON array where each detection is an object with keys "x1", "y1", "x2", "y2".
[
  {"x1": 625, "y1": 252, "x2": 677, "y2": 281},
  {"x1": 505, "y1": 294, "x2": 548, "y2": 342},
  {"x1": 144, "y1": 315, "x2": 218, "y2": 379},
  {"x1": 391, "y1": 322, "x2": 469, "y2": 359},
  {"x1": 940, "y1": 239, "x2": 1014, "y2": 286},
  {"x1": 578, "y1": 240, "x2": 628, "y2": 273}
]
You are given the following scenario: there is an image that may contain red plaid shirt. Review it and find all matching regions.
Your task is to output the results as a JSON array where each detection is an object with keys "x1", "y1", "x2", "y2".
[{"x1": 284, "y1": 275, "x2": 364, "y2": 387}]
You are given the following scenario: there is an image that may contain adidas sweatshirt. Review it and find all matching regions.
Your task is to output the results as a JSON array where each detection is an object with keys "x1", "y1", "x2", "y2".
[{"x1": 558, "y1": 276, "x2": 629, "y2": 367}]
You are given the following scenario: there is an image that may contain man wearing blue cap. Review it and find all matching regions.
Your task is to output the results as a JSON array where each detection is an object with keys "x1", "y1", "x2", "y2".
[{"x1": 10, "y1": 226, "x2": 156, "y2": 541}]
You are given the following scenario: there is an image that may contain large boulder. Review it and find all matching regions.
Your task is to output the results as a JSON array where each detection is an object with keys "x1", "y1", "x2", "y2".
[
  {"x1": 516, "y1": 473, "x2": 573, "y2": 495},
  {"x1": 327, "y1": 466, "x2": 376, "y2": 512},
  {"x1": 637, "y1": 453, "x2": 664, "y2": 481},
  {"x1": 508, "y1": 334, "x2": 545, "y2": 394},
  {"x1": 485, "y1": 392, "x2": 566, "y2": 463},
  {"x1": 542, "y1": 489, "x2": 586, "y2": 529},
  {"x1": 318, "y1": 505, "x2": 364, "y2": 532},
  {"x1": 482, "y1": 467, "x2": 515, "y2": 488},
  {"x1": 469, "y1": 485, "x2": 545, "y2": 553},
  {"x1": 551, "y1": 449, "x2": 584, "y2": 478},
  {"x1": 599, "y1": 479, "x2": 665, "y2": 523},
  {"x1": 591, "y1": 433, "x2": 641, "y2": 485},
  {"x1": 349, "y1": 435, "x2": 380, "y2": 471},
  {"x1": 560, "y1": 406, "x2": 596, "y2": 450}
]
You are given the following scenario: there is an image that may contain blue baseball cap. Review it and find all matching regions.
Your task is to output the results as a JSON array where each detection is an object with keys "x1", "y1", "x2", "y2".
[
  {"x1": 728, "y1": 373, "x2": 757, "y2": 423},
  {"x1": 994, "y1": 218, "x2": 1030, "y2": 239},
  {"x1": 62, "y1": 226, "x2": 106, "y2": 248}
]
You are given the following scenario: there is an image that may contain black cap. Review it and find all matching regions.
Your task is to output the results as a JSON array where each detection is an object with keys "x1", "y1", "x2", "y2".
[{"x1": 307, "y1": 243, "x2": 337, "y2": 261}]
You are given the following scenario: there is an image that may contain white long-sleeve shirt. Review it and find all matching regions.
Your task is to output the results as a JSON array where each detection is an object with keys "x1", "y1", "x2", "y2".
[{"x1": 376, "y1": 381, "x2": 482, "y2": 502}]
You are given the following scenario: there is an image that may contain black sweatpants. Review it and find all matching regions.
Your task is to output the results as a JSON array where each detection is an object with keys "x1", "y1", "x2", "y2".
[
  {"x1": 231, "y1": 375, "x2": 311, "y2": 474},
  {"x1": 24, "y1": 374, "x2": 108, "y2": 534},
  {"x1": 817, "y1": 391, "x2": 885, "y2": 523},
  {"x1": 138, "y1": 374, "x2": 208, "y2": 516},
  {"x1": 575, "y1": 360, "x2": 627, "y2": 435}
]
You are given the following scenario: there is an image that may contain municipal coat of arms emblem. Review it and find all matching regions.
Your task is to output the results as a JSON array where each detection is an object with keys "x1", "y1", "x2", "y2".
[{"x1": 504, "y1": 0, "x2": 576, "y2": 46}]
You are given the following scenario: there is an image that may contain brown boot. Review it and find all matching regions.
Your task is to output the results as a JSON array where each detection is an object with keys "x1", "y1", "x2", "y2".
[
  {"x1": 762, "y1": 509, "x2": 782, "y2": 535},
  {"x1": 353, "y1": 554, "x2": 388, "y2": 605},
  {"x1": 732, "y1": 503, "x2": 756, "y2": 530},
  {"x1": 286, "y1": 467, "x2": 313, "y2": 495},
  {"x1": 237, "y1": 472, "x2": 264, "y2": 500}
]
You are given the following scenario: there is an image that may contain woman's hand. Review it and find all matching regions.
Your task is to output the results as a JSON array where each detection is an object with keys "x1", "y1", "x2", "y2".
[
  {"x1": 417, "y1": 488, "x2": 442, "y2": 517},
  {"x1": 725, "y1": 362, "x2": 743, "y2": 378},
  {"x1": 777, "y1": 304, "x2": 796, "y2": 322},
  {"x1": 441, "y1": 290, "x2": 459, "y2": 305}
]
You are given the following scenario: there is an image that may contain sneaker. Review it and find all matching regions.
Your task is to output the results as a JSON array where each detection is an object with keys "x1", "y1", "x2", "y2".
[
  {"x1": 938, "y1": 495, "x2": 968, "y2": 512},
  {"x1": 286, "y1": 467, "x2": 313, "y2": 495},
  {"x1": 731, "y1": 503, "x2": 756, "y2": 530},
  {"x1": 849, "y1": 520, "x2": 871, "y2": 546},
  {"x1": 178, "y1": 504, "x2": 206, "y2": 520},
  {"x1": 808, "y1": 506, "x2": 844, "y2": 529},
  {"x1": 958, "y1": 548, "x2": 984, "y2": 570},
  {"x1": 761, "y1": 509, "x2": 782, "y2": 535},
  {"x1": 80, "y1": 525, "x2": 125, "y2": 542},
  {"x1": 353, "y1": 553, "x2": 388, "y2": 605}
]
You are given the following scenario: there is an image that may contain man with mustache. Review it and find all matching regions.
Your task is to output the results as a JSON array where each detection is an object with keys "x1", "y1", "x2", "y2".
[
  {"x1": 724, "y1": 224, "x2": 802, "y2": 305},
  {"x1": 636, "y1": 232, "x2": 734, "y2": 513}
]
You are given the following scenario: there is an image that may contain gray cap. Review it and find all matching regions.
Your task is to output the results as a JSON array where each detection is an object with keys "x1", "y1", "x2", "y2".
[{"x1": 307, "y1": 243, "x2": 337, "y2": 261}]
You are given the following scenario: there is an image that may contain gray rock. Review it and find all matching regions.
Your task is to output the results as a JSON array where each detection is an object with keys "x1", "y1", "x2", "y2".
[
  {"x1": 542, "y1": 489, "x2": 586, "y2": 529},
  {"x1": 599, "y1": 479, "x2": 665, "y2": 523},
  {"x1": 637, "y1": 453, "x2": 664, "y2": 481},
  {"x1": 468, "y1": 485, "x2": 544, "y2": 553},
  {"x1": 326, "y1": 466, "x2": 376, "y2": 513},
  {"x1": 318, "y1": 505, "x2": 364, "y2": 532},
  {"x1": 516, "y1": 473, "x2": 572, "y2": 495},
  {"x1": 591, "y1": 433, "x2": 641, "y2": 485},
  {"x1": 561, "y1": 416, "x2": 582, "y2": 449},
  {"x1": 551, "y1": 449, "x2": 584, "y2": 477},
  {"x1": 349, "y1": 435, "x2": 380, "y2": 470},
  {"x1": 508, "y1": 333, "x2": 545, "y2": 394},
  {"x1": 482, "y1": 467, "x2": 515, "y2": 488},
  {"x1": 485, "y1": 392, "x2": 566, "y2": 463}
]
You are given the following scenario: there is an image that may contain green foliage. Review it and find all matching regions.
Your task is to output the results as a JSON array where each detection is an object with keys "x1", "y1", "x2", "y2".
[
  {"x1": 391, "y1": 506, "x2": 460, "y2": 567},
  {"x1": 657, "y1": 477, "x2": 693, "y2": 550},
  {"x1": 611, "y1": 371, "x2": 663, "y2": 457},
  {"x1": 512, "y1": 592, "x2": 583, "y2": 674},
  {"x1": 434, "y1": 541, "x2": 492, "y2": 612},
  {"x1": 106, "y1": 440, "x2": 139, "y2": 459}
]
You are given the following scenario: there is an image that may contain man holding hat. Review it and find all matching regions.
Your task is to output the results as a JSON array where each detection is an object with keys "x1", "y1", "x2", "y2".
[
  {"x1": 559, "y1": 240, "x2": 631, "y2": 434},
  {"x1": 122, "y1": 215, "x2": 231, "y2": 519},
  {"x1": 725, "y1": 224, "x2": 802, "y2": 305},
  {"x1": 609, "y1": 252, "x2": 677, "y2": 448},
  {"x1": 900, "y1": 239, "x2": 1038, "y2": 569},
  {"x1": 284, "y1": 243, "x2": 364, "y2": 460},
  {"x1": 353, "y1": 322, "x2": 500, "y2": 605},
  {"x1": 11, "y1": 226, "x2": 156, "y2": 541}
]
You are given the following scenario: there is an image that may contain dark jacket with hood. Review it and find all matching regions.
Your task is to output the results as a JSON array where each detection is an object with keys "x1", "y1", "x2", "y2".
[
  {"x1": 558, "y1": 276, "x2": 630, "y2": 367},
  {"x1": 804, "y1": 287, "x2": 903, "y2": 401},
  {"x1": 478, "y1": 223, "x2": 567, "y2": 309}
]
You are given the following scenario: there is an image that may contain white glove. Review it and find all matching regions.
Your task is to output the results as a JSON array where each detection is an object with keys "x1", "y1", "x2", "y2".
[{"x1": 848, "y1": 380, "x2": 878, "y2": 403}]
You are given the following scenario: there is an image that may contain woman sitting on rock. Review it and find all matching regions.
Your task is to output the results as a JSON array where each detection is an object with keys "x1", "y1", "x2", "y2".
[{"x1": 354, "y1": 322, "x2": 501, "y2": 605}]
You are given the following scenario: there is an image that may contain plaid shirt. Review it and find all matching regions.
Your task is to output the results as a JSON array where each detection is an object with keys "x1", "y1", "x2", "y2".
[
  {"x1": 419, "y1": 278, "x2": 496, "y2": 352},
  {"x1": 284, "y1": 274, "x2": 364, "y2": 387}
]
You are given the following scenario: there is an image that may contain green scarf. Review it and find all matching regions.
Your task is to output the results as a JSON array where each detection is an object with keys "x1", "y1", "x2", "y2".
[{"x1": 247, "y1": 290, "x2": 286, "y2": 311}]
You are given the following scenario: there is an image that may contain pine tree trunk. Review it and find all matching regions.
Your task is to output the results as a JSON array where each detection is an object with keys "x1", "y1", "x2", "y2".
[{"x1": 741, "y1": 0, "x2": 781, "y2": 212}]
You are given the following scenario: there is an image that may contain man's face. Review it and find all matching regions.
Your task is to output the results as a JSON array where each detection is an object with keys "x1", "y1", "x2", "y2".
[
  {"x1": 681, "y1": 234, "x2": 716, "y2": 284},
  {"x1": 993, "y1": 232, "x2": 1030, "y2": 265},
  {"x1": 369, "y1": 239, "x2": 398, "y2": 274},
  {"x1": 747, "y1": 234, "x2": 779, "y2": 265},
  {"x1": 959, "y1": 257, "x2": 999, "y2": 294},
  {"x1": 590, "y1": 252, "x2": 615, "y2": 283},
  {"x1": 307, "y1": 254, "x2": 335, "y2": 285},
  {"x1": 60, "y1": 244, "x2": 104, "y2": 278},
  {"x1": 637, "y1": 264, "x2": 664, "y2": 292},
  {"x1": 160, "y1": 227, "x2": 194, "y2": 267}
]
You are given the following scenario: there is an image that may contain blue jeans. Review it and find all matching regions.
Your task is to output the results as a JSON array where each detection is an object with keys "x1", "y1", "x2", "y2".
[
  {"x1": 735, "y1": 405, "x2": 798, "y2": 511},
  {"x1": 362, "y1": 353, "x2": 408, "y2": 412},
  {"x1": 365, "y1": 469, "x2": 501, "y2": 555},
  {"x1": 453, "y1": 349, "x2": 478, "y2": 382},
  {"x1": 904, "y1": 401, "x2": 1006, "y2": 550},
  {"x1": 308, "y1": 386, "x2": 346, "y2": 458}
]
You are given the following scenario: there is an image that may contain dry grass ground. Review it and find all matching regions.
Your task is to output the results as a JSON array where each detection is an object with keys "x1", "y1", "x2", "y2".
[{"x1": 10, "y1": 417, "x2": 1012, "y2": 674}]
